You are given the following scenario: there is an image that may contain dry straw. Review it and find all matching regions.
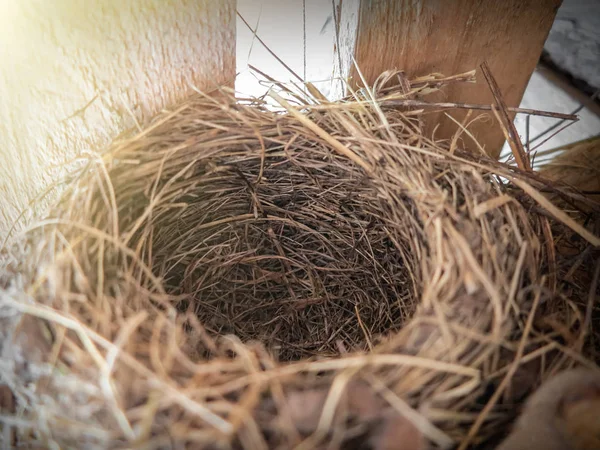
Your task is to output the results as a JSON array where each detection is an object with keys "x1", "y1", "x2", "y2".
[{"x1": 0, "y1": 70, "x2": 599, "y2": 449}]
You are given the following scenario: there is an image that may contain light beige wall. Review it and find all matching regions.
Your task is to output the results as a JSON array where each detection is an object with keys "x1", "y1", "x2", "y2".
[{"x1": 0, "y1": 0, "x2": 235, "y2": 234}]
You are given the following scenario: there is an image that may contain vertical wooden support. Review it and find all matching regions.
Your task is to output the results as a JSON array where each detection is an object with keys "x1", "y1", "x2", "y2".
[{"x1": 345, "y1": 0, "x2": 562, "y2": 158}]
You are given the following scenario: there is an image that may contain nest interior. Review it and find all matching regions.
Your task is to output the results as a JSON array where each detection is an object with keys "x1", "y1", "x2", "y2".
[
  {"x1": 0, "y1": 72, "x2": 599, "y2": 450},
  {"x1": 154, "y1": 129, "x2": 415, "y2": 362}
]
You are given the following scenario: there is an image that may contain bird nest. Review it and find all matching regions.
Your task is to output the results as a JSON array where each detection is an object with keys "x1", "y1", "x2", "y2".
[{"x1": 1, "y1": 71, "x2": 599, "y2": 450}]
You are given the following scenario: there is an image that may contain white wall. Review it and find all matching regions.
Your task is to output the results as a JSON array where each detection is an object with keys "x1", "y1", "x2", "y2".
[
  {"x1": 1, "y1": 0, "x2": 595, "y2": 236},
  {"x1": 0, "y1": 0, "x2": 235, "y2": 234},
  {"x1": 544, "y1": 0, "x2": 600, "y2": 89},
  {"x1": 236, "y1": 0, "x2": 341, "y2": 100},
  {"x1": 502, "y1": 70, "x2": 600, "y2": 161}
]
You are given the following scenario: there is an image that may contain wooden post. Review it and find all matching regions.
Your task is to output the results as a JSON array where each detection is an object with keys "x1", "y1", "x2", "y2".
[{"x1": 343, "y1": 0, "x2": 562, "y2": 158}]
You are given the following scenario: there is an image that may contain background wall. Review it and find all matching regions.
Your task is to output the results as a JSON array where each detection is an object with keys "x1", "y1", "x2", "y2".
[
  {"x1": 544, "y1": 0, "x2": 600, "y2": 90},
  {"x1": 0, "y1": 0, "x2": 235, "y2": 234}
]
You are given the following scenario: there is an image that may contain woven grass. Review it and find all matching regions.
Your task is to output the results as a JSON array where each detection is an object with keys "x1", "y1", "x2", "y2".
[{"x1": 1, "y1": 71, "x2": 599, "y2": 449}]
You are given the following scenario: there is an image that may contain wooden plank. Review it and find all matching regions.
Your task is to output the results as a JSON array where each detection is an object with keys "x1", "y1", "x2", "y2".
[
  {"x1": 0, "y1": 0, "x2": 236, "y2": 234},
  {"x1": 344, "y1": 0, "x2": 562, "y2": 158}
]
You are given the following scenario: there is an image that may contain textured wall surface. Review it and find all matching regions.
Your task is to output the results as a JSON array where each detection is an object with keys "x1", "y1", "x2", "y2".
[{"x1": 0, "y1": 0, "x2": 235, "y2": 234}]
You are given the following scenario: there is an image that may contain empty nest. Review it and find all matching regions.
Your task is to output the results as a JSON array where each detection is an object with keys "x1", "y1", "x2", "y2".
[{"x1": 1, "y1": 71, "x2": 599, "y2": 450}]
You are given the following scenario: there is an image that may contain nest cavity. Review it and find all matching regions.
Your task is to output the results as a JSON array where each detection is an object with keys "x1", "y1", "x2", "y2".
[{"x1": 1, "y1": 72, "x2": 598, "y2": 450}]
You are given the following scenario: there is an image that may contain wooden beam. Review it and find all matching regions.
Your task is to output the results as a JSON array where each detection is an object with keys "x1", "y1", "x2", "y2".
[{"x1": 344, "y1": 0, "x2": 562, "y2": 158}]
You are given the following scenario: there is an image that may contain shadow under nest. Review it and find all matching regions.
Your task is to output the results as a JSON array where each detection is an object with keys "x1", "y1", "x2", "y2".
[{"x1": 1, "y1": 72, "x2": 599, "y2": 449}]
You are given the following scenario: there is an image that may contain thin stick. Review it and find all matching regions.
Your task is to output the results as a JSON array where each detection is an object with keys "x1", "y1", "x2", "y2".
[
  {"x1": 529, "y1": 88, "x2": 599, "y2": 144},
  {"x1": 480, "y1": 61, "x2": 531, "y2": 170},
  {"x1": 381, "y1": 99, "x2": 579, "y2": 121},
  {"x1": 332, "y1": 0, "x2": 343, "y2": 95},
  {"x1": 237, "y1": 12, "x2": 303, "y2": 83},
  {"x1": 530, "y1": 120, "x2": 578, "y2": 152},
  {"x1": 525, "y1": 115, "x2": 531, "y2": 155},
  {"x1": 303, "y1": 0, "x2": 307, "y2": 85}
]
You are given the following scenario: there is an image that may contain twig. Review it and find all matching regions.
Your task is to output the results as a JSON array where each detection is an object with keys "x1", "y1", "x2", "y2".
[
  {"x1": 530, "y1": 120, "x2": 578, "y2": 152},
  {"x1": 529, "y1": 88, "x2": 599, "y2": 144},
  {"x1": 238, "y1": 12, "x2": 303, "y2": 83},
  {"x1": 480, "y1": 61, "x2": 531, "y2": 171},
  {"x1": 381, "y1": 99, "x2": 578, "y2": 121}
]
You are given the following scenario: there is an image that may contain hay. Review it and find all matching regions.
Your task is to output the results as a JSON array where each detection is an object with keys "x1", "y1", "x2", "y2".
[
  {"x1": 1, "y1": 71, "x2": 599, "y2": 449},
  {"x1": 539, "y1": 135, "x2": 600, "y2": 210}
]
